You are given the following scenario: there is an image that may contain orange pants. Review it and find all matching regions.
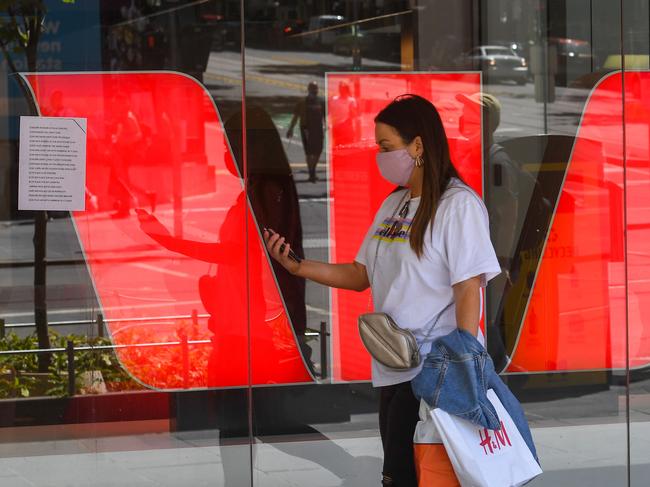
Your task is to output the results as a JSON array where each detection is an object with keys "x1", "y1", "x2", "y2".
[{"x1": 414, "y1": 444, "x2": 461, "y2": 487}]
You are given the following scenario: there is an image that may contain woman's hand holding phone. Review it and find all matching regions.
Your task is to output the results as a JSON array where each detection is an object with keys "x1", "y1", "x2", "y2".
[
  {"x1": 136, "y1": 208, "x2": 170, "y2": 238},
  {"x1": 263, "y1": 228, "x2": 302, "y2": 274}
]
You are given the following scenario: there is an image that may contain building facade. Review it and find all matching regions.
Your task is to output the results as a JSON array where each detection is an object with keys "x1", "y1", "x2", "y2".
[{"x1": 0, "y1": 0, "x2": 648, "y2": 485}]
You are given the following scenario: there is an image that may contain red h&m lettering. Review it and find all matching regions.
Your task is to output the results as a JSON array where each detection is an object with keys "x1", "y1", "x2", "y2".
[
  {"x1": 479, "y1": 428, "x2": 494, "y2": 455},
  {"x1": 494, "y1": 420, "x2": 512, "y2": 447},
  {"x1": 479, "y1": 421, "x2": 512, "y2": 456}
]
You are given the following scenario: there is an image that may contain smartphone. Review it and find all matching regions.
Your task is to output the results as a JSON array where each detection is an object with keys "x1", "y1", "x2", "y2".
[{"x1": 263, "y1": 228, "x2": 302, "y2": 263}]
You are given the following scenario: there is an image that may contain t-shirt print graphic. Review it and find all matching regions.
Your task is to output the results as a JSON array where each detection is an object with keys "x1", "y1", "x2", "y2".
[{"x1": 372, "y1": 215, "x2": 413, "y2": 243}]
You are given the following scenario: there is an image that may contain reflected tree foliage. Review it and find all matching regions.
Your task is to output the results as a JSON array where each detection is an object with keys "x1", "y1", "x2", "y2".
[{"x1": 0, "y1": 0, "x2": 75, "y2": 372}]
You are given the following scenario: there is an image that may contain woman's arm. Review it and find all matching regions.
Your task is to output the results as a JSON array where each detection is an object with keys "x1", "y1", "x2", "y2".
[
  {"x1": 296, "y1": 260, "x2": 369, "y2": 291},
  {"x1": 137, "y1": 210, "x2": 235, "y2": 264},
  {"x1": 147, "y1": 234, "x2": 236, "y2": 264},
  {"x1": 452, "y1": 275, "x2": 483, "y2": 337},
  {"x1": 264, "y1": 230, "x2": 369, "y2": 292},
  {"x1": 286, "y1": 101, "x2": 301, "y2": 137}
]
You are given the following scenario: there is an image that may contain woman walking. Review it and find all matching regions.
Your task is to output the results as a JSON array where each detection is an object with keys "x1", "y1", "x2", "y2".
[{"x1": 265, "y1": 94, "x2": 501, "y2": 486}]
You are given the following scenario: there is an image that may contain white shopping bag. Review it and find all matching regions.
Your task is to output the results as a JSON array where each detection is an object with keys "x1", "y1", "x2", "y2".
[{"x1": 430, "y1": 389, "x2": 542, "y2": 487}]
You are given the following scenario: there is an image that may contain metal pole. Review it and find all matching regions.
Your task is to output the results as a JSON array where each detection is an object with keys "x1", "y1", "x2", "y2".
[
  {"x1": 168, "y1": 10, "x2": 183, "y2": 239},
  {"x1": 96, "y1": 313, "x2": 104, "y2": 338},
  {"x1": 181, "y1": 334, "x2": 189, "y2": 388},
  {"x1": 191, "y1": 309, "x2": 198, "y2": 334},
  {"x1": 34, "y1": 210, "x2": 52, "y2": 372},
  {"x1": 66, "y1": 340, "x2": 75, "y2": 396},
  {"x1": 0, "y1": 318, "x2": 5, "y2": 339},
  {"x1": 320, "y1": 321, "x2": 328, "y2": 379}
]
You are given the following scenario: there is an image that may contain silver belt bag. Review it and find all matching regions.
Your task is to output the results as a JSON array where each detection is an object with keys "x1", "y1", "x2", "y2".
[
  {"x1": 358, "y1": 312, "x2": 420, "y2": 369},
  {"x1": 358, "y1": 301, "x2": 453, "y2": 370}
]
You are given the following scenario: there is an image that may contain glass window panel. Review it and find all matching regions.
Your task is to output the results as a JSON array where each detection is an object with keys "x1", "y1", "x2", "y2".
[
  {"x1": 0, "y1": 1, "x2": 250, "y2": 485},
  {"x1": 0, "y1": 0, "x2": 643, "y2": 485},
  {"x1": 622, "y1": 2, "x2": 650, "y2": 486}
]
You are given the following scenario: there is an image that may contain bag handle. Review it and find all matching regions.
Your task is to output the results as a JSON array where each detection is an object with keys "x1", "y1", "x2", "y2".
[
  {"x1": 417, "y1": 299, "x2": 454, "y2": 353},
  {"x1": 367, "y1": 190, "x2": 411, "y2": 310}
]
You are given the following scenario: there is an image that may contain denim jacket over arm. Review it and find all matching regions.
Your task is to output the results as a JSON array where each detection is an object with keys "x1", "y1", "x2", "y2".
[{"x1": 411, "y1": 328, "x2": 538, "y2": 460}]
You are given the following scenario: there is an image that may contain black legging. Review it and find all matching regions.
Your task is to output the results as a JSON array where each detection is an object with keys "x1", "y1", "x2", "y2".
[{"x1": 379, "y1": 381, "x2": 421, "y2": 486}]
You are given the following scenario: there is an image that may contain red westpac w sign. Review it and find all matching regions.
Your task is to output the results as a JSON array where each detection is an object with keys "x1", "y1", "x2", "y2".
[{"x1": 20, "y1": 71, "x2": 650, "y2": 389}]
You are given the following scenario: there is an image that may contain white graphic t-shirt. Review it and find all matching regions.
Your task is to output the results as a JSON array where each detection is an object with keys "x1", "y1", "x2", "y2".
[{"x1": 355, "y1": 177, "x2": 501, "y2": 387}]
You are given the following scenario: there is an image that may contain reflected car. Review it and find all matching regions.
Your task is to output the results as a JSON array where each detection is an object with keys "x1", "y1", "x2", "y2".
[
  {"x1": 495, "y1": 41, "x2": 529, "y2": 60},
  {"x1": 303, "y1": 15, "x2": 348, "y2": 49},
  {"x1": 457, "y1": 45, "x2": 529, "y2": 85}
]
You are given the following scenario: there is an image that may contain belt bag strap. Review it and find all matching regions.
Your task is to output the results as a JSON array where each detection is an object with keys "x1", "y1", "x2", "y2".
[{"x1": 359, "y1": 191, "x2": 454, "y2": 369}]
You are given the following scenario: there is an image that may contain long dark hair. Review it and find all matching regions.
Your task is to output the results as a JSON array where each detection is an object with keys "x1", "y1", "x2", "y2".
[{"x1": 375, "y1": 94, "x2": 462, "y2": 258}]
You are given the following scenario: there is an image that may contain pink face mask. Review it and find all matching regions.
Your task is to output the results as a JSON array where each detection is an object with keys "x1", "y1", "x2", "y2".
[{"x1": 376, "y1": 148, "x2": 416, "y2": 187}]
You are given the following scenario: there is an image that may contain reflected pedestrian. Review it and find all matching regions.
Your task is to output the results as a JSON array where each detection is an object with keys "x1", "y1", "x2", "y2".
[
  {"x1": 330, "y1": 81, "x2": 359, "y2": 146},
  {"x1": 137, "y1": 105, "x2": 310, "y2": 377},
  {"x1": 456, "y1": 92, "x2": 551, "y2": 370},
  {"x1": 108, "y1": 92, "x2": 143, "y2": 218},
  {"x1": 456, "y1": 92, "x2": 519, "y2": 271},
  {"x1": 287, "y1": 81, "x2": 325, "y2": 183},
  {"x1": 456, "y1": 92, "x2": 518, "y2": 368}
]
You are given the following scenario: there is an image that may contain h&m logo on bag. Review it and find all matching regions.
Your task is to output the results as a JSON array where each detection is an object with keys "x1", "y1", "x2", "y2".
[{"x1": 478, "y1": 421, "x2": 512, "y2": 456}]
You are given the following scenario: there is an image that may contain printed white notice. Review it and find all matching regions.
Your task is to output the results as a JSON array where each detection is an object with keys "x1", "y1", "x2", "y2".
[{"x1": 18, "y1": 116, "x2": 87, "y2": 211}]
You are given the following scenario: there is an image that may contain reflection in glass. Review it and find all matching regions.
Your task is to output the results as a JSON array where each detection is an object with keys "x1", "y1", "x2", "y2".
[{"x1": 22, "y1": 72, "x2": 312, "y2": 390}]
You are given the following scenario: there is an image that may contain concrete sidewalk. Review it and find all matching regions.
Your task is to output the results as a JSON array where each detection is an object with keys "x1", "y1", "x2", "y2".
[{"x1": 0, "y1": 417, "x2": 649, "y2": 486}]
